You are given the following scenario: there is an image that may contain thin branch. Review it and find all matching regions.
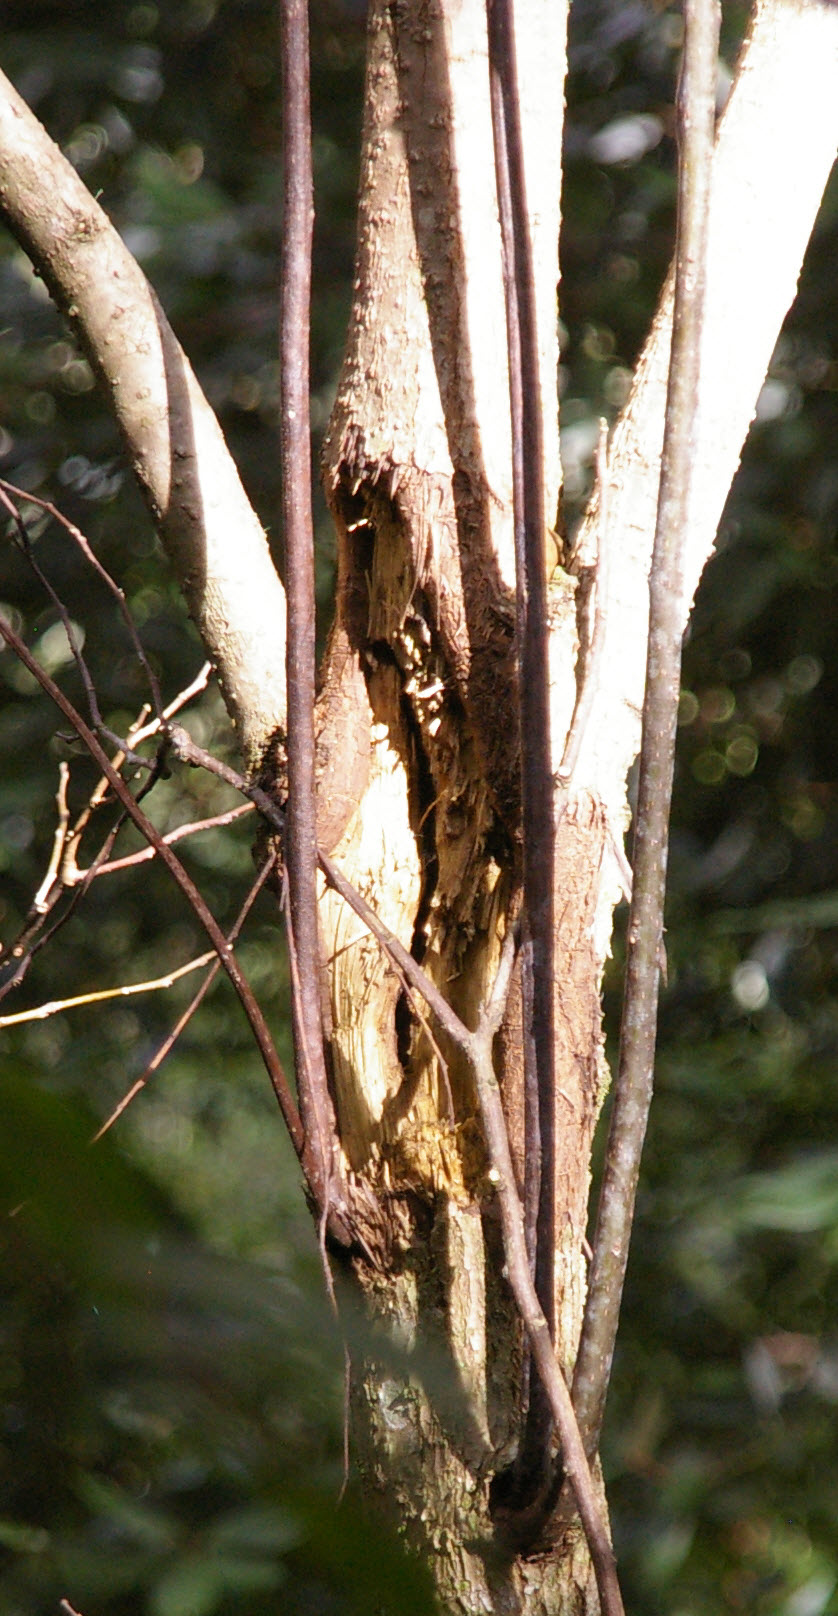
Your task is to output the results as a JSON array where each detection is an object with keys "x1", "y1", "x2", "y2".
[
  {"x1": 573, "y1": 0, "x2": 720, "y2": 1458},
  {"x1": 0, "y1": 478, "x2": 164, "y2": 718},
  {"x1": 0, "y1": 609, "x2": 359, "y2": 1244},
  {"x1": 64, "y1": 665, "x2": 217, "y2": 882},
  {"x1": 0, "y1": 483, "x2": 105, "y2": 734},
  {"x1": 72, "y1": 803, "x2": 254, "y2": 882},
  {"x1": 279, "y1": 0, "x2": 341, "y2": 1211},
  {"x1": 0, "y1": 950, "x2": 216, "y2": 1028},
  {"x1": 0, "y1": 715, "x2": 169, "y2": 1000},
  {"x1": 33, "y1": 762, "x2": 71, "y2": 910},
  {"x1": 92, "y1": 853, "x2": 276, "y2": 1142},
  {"x1": 322, "y1": 845, "x2": 621, "y2": 1607},
  {"x1": 487, "y1": 0, "x2": 557, "y2": 1502},
  {"x1": 468, "y1": 1000, "x2": 624, "y2": 1616},
  {"x1": 3, "y1": 671, "x2": 217, "y2": 989},
  {"x1": 1, "y1": 796, "x2": 127, "y2": 1002}
]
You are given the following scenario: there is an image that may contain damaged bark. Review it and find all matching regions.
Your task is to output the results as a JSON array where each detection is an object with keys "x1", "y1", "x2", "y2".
[{"x1": 312, "y1": 0, "x2": 607, "y2": 1604}]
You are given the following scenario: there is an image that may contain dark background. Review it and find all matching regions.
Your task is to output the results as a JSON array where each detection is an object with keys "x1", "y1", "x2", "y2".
[{"x1": 1, "y1": 1, "x2": 837, "y2": 1611}]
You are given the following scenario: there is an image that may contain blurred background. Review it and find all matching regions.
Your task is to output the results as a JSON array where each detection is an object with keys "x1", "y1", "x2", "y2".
[{"x1": 1, "y1": 1, "x2": 837, "y2": 1612}]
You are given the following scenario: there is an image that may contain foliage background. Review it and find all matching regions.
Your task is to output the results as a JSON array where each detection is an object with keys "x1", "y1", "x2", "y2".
[{"x1": 1, "y1": 1, "x2": 837, "y2": 1612}]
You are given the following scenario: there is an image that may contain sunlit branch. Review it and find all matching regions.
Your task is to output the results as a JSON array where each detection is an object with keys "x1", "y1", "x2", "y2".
[
  {"x1": 32, "y1": 761, "x2": 71, "y2": 911},
  {"x1": 573, "y1": 0, "x2": 721, "y2": 1459},
  {"x1": 71, "y1": 803, "x2": 254, "y2": 882},
  {"x1": 1, "y1": 704, "x2": 175, "y2": 999},
  {"x1": 0, "y1": 949, "x2": 217, "y2": 1029},
  {"x1": 1, "y1": 797, "x2": 127, "y2": 1003}
]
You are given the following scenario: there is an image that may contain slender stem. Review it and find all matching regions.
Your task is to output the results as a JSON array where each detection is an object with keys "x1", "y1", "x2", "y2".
[
  {"x1": 573, "y1": 0, "x2": 720, "y2": 1457},
  {"x1": 92, "y1": 854, "x2": 276, "y2": 1143},
  {"x1": 0, "y1": 478, "x2": 165, "y2": 719},
  {"x1": 468, "y1": 985, "x2": 624, "y2": 1616},
  {"x1": 487, "y1": 0, "x2": 557, "y2": 1490},
  {"x1": 279, "y1": 0, "x2": 341, "y2": 1207}
]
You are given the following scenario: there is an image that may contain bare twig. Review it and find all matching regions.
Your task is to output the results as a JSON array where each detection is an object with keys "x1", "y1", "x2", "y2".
[
  {"x1": 92, "y1": 853, "x2": 276, "y2": 1142},
  {"x1": 468, "y1": 953, "x2": 624, "y2": 1616},
  {"x1": 2, "y1": 670, "x2": 218, "y2": 993},
  {"x1": 0, "y1": 482, "x2": 105, "y2": 733},
  {"x1": 0, "y1": 477, "x2": 164, "y2": 718},
  {"x1": 1, "y1": 802, "x2": 126, "y2": 1002},
  {"x1": 279, "y1": 0, "x2": 342, "y2": 1218},
  {"x1": 573, "y1": 0, "x2": 720, "y2": 1458},
  {"x1": 0, "y1": 609, "x2": 358, "y2": 1243},
  {"x1": 33, "y1": 762, "x2": 71, "y2": 910},
  {"x1": 72, "y1": 802, "x2": 254, "y2": 881},
  {"x1": 0, "y1": 712, "x2": 171, "y2": 1001},
  {"x1": 0, "y1": 950, "x2": 216, "y2": 1028}
]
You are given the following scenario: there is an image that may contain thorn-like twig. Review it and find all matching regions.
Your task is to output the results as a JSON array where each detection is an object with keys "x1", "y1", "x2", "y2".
[{"x1": 0, "y1": 950, "x2": 217, "y2": 1029}]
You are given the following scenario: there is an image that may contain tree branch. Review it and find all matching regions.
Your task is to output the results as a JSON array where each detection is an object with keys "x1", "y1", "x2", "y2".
[
  {"x1": 92, "y1": 853, "x2": 277, "y2": 1143},
  {"x1": 573, "y1": 0, "x2": 720, "y2": 1458},
  {"x1": 0, "y1": 478, "x2": 165, "y2": 721},
  {"x1": 568, "y1": 0, "x2": 838, "y2": 836},
  {"x1": 0, "y1": 69, "x2": 287, "y2": 768}
]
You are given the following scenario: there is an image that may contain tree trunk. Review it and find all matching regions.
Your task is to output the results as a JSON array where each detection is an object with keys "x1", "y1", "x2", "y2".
[
  {"x1": 3, "y1": 0, "x2": 838, "y2": 1606},
  {"x1": 315, "y1": 0, "x2": 606, "y2": 1606},
  {"x1": 309, "y1": 0, "x2": 838, "y2": 1609}
]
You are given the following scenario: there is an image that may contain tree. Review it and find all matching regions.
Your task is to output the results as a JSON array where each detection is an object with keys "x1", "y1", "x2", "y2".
[{"x1": 1, "y1": 0, "x2": 838, "y2": 1610}]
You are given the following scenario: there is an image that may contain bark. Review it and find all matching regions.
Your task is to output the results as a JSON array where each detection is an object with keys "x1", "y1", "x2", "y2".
[{"x1": 316, "y1": 0, "x2": 604, "y2": 1604}]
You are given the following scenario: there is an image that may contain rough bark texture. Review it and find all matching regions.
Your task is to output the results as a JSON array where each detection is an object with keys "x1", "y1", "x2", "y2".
[{"x1": 316, "y1": 0, "x2": 604, "y2": 1607}]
